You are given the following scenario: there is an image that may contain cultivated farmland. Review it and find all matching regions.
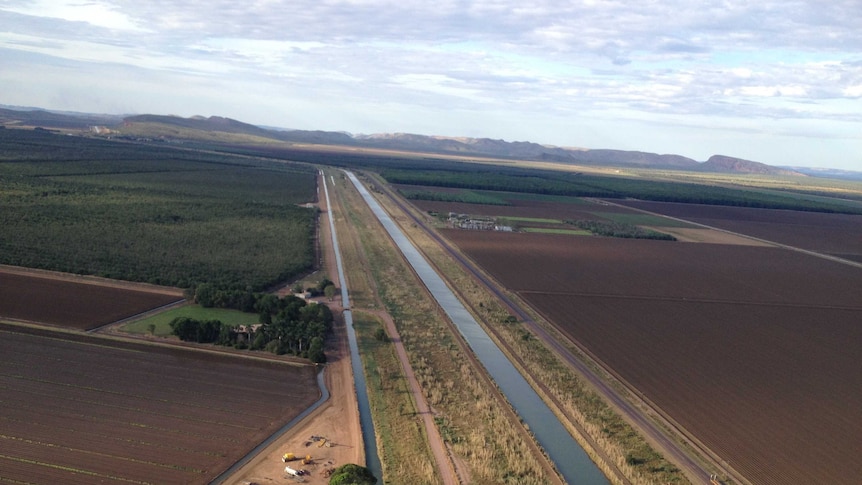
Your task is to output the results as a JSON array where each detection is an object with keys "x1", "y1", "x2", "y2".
[
  {"x1": 0, "y1": 324, "x2": 319, "y2": 485},
  {"x1": 0, "y1": 269, "x2": 182, "y2": 330},
  {"x1": 443, "y1": 230, "x2": 862, "y2": 485},
  {"x1": 616, "y1": 200, "x2": 862, "y2": 262}
]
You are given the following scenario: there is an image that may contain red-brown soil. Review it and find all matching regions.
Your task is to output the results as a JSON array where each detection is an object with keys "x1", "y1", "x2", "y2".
[
  {"x1": 616, "y1": 200, "x2": 862, "y2": 261},
  {"x1": 0, "y1": 324, "x2": 319, "y2": 485},
  {"x1": 0, "y1": 269, "x2": 183, "y2": 330},
  {"x1": 443, "y1": 229, "x2": 862, "y2": 485}
]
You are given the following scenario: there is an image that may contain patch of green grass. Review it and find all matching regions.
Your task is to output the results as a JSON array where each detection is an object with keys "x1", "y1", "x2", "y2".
[
  {"x1": 486, "y1": 190, "x2": 589, "y2": 205},
  {"x1": 495, "y1": 192, "x2": 589, "y2": 204},
  {"x1": 122, "y1": 304, "x2": 259, "y2": 337},
  {"x1": 522, "y1": 227, "x2": 592, "y2": 235},
  {"x1": 401, "y1": 188, "x2": 510, "y2": 205}
]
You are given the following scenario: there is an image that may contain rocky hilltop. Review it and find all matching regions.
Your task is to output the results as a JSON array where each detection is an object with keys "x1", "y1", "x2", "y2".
[{"x1": 701, "y1": 155, "x2": 805, "y2": 176}]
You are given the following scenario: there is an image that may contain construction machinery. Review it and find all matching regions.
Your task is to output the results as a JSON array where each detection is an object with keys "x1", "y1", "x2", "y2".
[{"x1": 282, "y1": 453, "x2": 296, "y2": 462}]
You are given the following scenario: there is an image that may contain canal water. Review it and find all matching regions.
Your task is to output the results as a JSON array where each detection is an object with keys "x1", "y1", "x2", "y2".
[
  {"x1": 345, "y1": 171, "x2": 608, "y2": 485},
  {"x1": 321, "y1": 171, "x2": 383, "y2": 483}
]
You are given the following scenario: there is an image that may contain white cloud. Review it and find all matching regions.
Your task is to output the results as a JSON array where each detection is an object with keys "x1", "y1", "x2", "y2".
[
  {"x1": 4, "y1": 0, "x2": 148, "y2": 32},
  {"x1": 0, "y1": 0, "x2": 861, "y2": 169}
]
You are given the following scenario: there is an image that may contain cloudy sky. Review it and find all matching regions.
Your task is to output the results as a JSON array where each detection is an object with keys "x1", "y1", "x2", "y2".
[{"x1": 1, "y1": 1, "x2": 861, "y2": 170}]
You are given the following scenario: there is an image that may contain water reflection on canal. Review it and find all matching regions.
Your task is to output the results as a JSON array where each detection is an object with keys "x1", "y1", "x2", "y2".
[{"x1": 345, "y1": 171, "x2": 608, "y2": 485}]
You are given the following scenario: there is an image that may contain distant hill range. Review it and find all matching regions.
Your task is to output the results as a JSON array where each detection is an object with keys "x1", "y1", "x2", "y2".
[{"x1": 0, "y1": 106, "x2": 836, "y2": 178}]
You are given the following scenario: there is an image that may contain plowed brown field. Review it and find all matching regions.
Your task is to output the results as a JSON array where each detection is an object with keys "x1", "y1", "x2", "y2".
[
  {"x1": 616, "y1": 200, "x2": 862, "y2": 261},
  {"x1": 0, "y1": 324, "x2": 319, "y2": 485},
  {"x1": 0, "y1": 269, "x2": 182, "y2": 330},
  {"x1": 443, "y1": 230, "x2": 862, "y2": 485}
]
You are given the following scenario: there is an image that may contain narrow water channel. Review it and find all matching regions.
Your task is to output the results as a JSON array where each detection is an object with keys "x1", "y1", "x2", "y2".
[
  {"x1": 345, "y1": 171, "x2": 609, "y2": 485},
  {"x1": 321, "y1": 171, "x2": 383, "y2": 483}
]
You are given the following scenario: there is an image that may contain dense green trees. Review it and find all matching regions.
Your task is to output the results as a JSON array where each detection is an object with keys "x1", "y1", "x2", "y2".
[
  {"x1": 329, "y1": 464, "x2": 377, "y2": 485},
  {"x1": 0, "y1": 129, "x2": 318, "y2": 291},
  {"x1": 170, "y1": 292, "x2": 332, "y2": 363},
  {"x1": 566, "y1": 219, "x2": 677, "y2": 240},
  {"x1": 169, "y1": 317, "x2": 227, "y2": 344}
]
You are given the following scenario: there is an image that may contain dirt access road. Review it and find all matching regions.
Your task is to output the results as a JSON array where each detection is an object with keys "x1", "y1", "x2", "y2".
[
  {"x1": 223, "y1": 172, "x2": 362, "y2": 485},
  {"x1": 228, "y1": 169, "x2": 460, "y2": 485},
  {"x1": 365, "y1": 309, "x2": 461, "y2": 485}
]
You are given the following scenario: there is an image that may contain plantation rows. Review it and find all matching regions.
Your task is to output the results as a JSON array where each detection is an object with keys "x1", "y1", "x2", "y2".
[
  {"x1": 381, "y1": 167, "x2": 862, "y2": 214},
  {"x1": 0, "y1": 130, "x2": 318, "y2": 290}
]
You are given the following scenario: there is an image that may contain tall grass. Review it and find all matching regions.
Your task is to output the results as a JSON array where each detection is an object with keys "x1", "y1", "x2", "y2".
[
  {"x1": 331, "y1": 171, "x2": 552, "y2": 484},
  {"x1": 374, "y1": 173, "x2": 693, "y2": 485}
]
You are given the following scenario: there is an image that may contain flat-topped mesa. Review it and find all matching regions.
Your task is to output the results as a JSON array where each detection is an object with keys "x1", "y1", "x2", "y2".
[{"x1": 701, "y1": 154, "x2": 806, "y2": 176}]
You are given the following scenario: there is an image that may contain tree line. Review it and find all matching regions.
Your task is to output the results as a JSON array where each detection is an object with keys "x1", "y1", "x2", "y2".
[
  {"x1": 565, "y1": 219, "x2": 677, "y2": 241},
  {"x1": 380, "y1": 167, "x2": 862, "y2": 214},
  {"x1": 171, "y1": 288, "x2": 333, "y2": 363}
]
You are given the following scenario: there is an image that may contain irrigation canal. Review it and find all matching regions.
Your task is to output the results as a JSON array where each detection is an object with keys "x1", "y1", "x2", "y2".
[
  {"x1": 322, "y1": 171, "x2": 383, "y2": 483},
  {"x1": 345, "y1": 171, "x2": 609, "y2": 485}
]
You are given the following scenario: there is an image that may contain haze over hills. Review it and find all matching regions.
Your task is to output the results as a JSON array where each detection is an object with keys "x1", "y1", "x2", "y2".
[{"x1": 0, "y1": 106, "x2": 842, "y2": 178}]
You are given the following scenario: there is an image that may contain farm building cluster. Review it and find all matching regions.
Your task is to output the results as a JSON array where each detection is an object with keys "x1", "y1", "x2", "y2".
[{"x1": 447, "y1": 213, "x2": 513, "y2": 232}]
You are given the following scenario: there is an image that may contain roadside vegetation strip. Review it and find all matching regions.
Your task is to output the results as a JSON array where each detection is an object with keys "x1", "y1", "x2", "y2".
[
  {"x1": 332, "y1": 172, "x2": 551, "y2": 484},
  {"x1": 370, "y1": 177, "x2": 690, "y2": 485},
  {"x1": 353, "y1": 312, "x2": 442, "y2": 485},
  {"x1": 321, "y1": 168, "x2": 384, "y2": 484},
  {"x1": 328, "y1": 172, "x2": 441, "y2": 483}
]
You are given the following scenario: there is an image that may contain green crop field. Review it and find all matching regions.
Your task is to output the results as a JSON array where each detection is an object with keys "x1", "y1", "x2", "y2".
[
  {"x1": 400, "y1": 188, "x2": 510, "y2": 205},
  {"x1": 0, "y1": 129, "x2": 318, "y2": 290}
]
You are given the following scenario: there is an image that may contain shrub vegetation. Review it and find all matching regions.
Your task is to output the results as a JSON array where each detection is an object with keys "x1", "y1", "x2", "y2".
[
  {"x1": 0, "y1": 129, "x2": 317, "y2": 290},
  {"x1": 566, "y1": 219, "x2": 677, "y2": 240}
]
